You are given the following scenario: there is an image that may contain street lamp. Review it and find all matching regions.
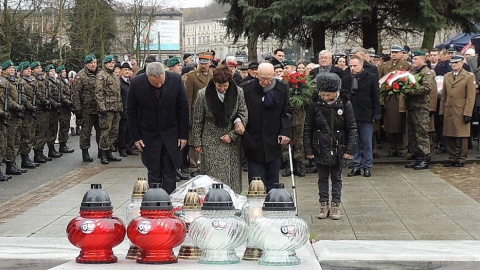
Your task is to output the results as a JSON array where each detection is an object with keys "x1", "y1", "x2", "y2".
[{"x1": 194, "y1": 20, "x2": 197, "y2": 57}]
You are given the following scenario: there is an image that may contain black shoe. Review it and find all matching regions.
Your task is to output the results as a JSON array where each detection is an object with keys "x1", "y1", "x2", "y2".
[
  {"x1": 177, "y1": 170, "x2": 189, "y2": 181},
  {"x1": 82, "y1": 149, "x2": 94, "y2": 162},
  {"x1": 33, "y1": 150, "x2": 47, "y2": 163},
  {"x1": 373, "y1": 153, "x2": 379, "y2": 158},
  {"x1": 242, "y1": 163, "x2": 248, "y2": 172},
  {"x1": 126, "y1": 149, "x2": 139, "y2": 156},
  {"x1": 363, "y1": 168, "x2": 372, "y2": 177},
  {"x1": 119, "y1": 150, "x2": 128, "y2": 157},
  {"x1": 99, "y1": 150, "x2": 109, "y2": 165},
  {"x1": 190, "y1": 171, "x2": 201, "y2": 177},
  {"x1": 6, "y1": 162, "x2": 22, "y2": 175},
  {"x1": 444, "y1": 161, "x2": 455, "y2": 167},
  {"x1": 59, "y1": 143, "x2": 74, "y2": 153},
  {"x1": 453, "y1": 161, "x2": 465, "y2": 167},
  {"x1": 0, "y1": 172, "x2": 9, "y2": 182},
  {"x1": 282, "y1": 167, "x2": 292, "y2": 177},
  {"x1": 306, "y1": 159, "x2": 315, "y2": 168},
  {"x1": 405, "y1": 160, "x2": 420, "y2": 169},
  {"x1": 48, "y1": 146, "x2": 63, "y2": 158},
  {"x1": 106, "y1": 150, "x2": 122, "y2": 162},
  {"x1": 294, "y1": 164, "x2": 306, "y2": 177},
  {"x1": 414, "y1": 160, "x2": 429, "y2": 170},
  {"x1": 40, "y1": 151, "x2": 52, "y2": 161},
  {"x1": 21, "y1": 155, "x2": 37, "y2": 169},
  {"x1": 347, "y1": 168, "x2": 361, "y2": 177}
]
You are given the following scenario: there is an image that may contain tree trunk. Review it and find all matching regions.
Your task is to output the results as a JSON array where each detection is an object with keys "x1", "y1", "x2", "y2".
[
  {"x1": 311, "y1": 22, "x2": 326, "y2": 56},
  {"x1": 247, "y1": 32, "x2": 258, "y2": 62},
  {"x1": 362, "y1": 7, "x2": 379, "y2": 52},
  {"x1": 421, "y1": 25, "x2": 437, "y2": 50}
]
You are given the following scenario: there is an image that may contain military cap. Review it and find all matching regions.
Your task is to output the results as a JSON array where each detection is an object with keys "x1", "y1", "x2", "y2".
[
  {"x1": 144, "y1": 55, "x2": 156, "y2": 63},
  {"x1": 45, "y1": 64, "x2": 55, "y2": 72},
  {"x1": 167, "y1": 57, "x2": 181, "y2": 67},
  {"x1": 373, "y1": 54, "x2": 380, "y2": 59},
  {"x1": 16, "y1": 61, "x2": 31, "y2": 72},
  {"x1": 30, "y1": 61, "x2": 41, "y2": 69},
  {"x1": 121, "y1": 62, "x2": 132, "y2": 70},
  {"x1": 84, "y1": 54, "x2": 96, "y2": 64},
  {"x1": 450, "y1": 55, "x2": 465, "y2": 63},
  {"x1": 390, "y1": 45, "x2": 403, "y2": 52},
  {"x1": 316, "y1": 72, "x2": 341, "y2": 92},
  {"x1": 248, "y1": 62, "x2": 259, "y2": 70},
  {"x1": 198, "y1": 52, "x2": 214, "y2": 64},
  {"x1": 274, "y1": 63, "x2": 285, "y2": 69},
  {"x1": 2, "y1": 60, "x2": 14, "y2": 70},
  {"x1": 447, "y1": 45, "x2": 457, "y2": 53},
  {"x1": 403, "y1": 45, "x2": 411, "y2": 53},
  {"x1": 412, "y1": 51, "x2": 426, "y2": 57},
  {"x1": 102, "y1": 55, "x2": 115, "y2": 64},
  {"x1": 239, "y1": 65, "x2": 248, "y2": 71},
  {"x1": 283, "y1": 59, "x2": 297, "y2": 66},
  {"x1": 56, "y1": 65, "x2": 66, "y2": 73}
]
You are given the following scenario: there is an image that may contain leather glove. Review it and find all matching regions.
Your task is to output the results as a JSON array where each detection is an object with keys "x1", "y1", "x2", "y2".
[
  {"x1": 99, "y1": 111, "x2": 107, "y2": 117},
  {"x1": 464, "y1": 115, "x2": 472, "y2": 124}
]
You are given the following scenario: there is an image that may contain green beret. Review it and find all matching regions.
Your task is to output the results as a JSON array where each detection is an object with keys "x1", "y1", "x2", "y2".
[
  {"x1": 283, "y1": 59, "x2": 297, "y2": 66},
  {"x1": 30, "y1": 61, "x2": 41, "y2": 69},
  {"x1": 16, "y1": 61, "x2": 31, "y2": 72},
  {"x1": 102, "y1": 54, "x2": 115, "y2": 64},
  {"x1": 45, "y1": 64, "x2": 56, "y2": 72},
  {"x1": 1, "y1": 60, "x2": 14, "y2": 70},
  {"x1": 84, "y1": 54, "x2": 96, "y2": 64},
  {"x1": 412, "y1": 51, "x2": 426, "y2": 57},
  {"x1": 167, "y1": 57, "x2": 181, "y2": 67},
  {"x1": 56, "y1": 65, "x2": 66, "y2": 73}
]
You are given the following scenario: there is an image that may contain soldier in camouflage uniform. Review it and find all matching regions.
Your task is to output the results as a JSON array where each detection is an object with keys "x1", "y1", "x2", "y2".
[
  {"x1": 17, "y1": 61, "x2": 40, "y2": 169},
  {"x1": 44, "y1": 65, "x2": 63, "y2": 158},
  {"x1": 56, "y1": 65, "x2": 75, "y2": 154},
  {"x1": 72, "y1": 54, "x2": 101, "y2": 162},
  {"x1": 2, "y1": 60, "x2": 27, "y2": 175},
  {"x1": 404, "y1": 51, "x2": 433, "y2": 170},
  {"x1": 95, "y1": 55, "x2": 122, "y2": 164},
  {"x1": 31, "y1": 61, "x2": 53, "y2": 163},
  {"x1": 0, "y1": 75, "x2": 12, "y2": 181}
]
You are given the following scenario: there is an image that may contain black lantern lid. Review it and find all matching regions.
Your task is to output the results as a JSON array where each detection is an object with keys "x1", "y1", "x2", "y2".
[
  {"x1": 80, "y1": 184, "x2": 113, "y2": 211},
  {"x1": 201, "y1": 183, "x2": 235, "y2": 210},
  {"x1": 140, "y1": 183, "x2": 173, "y2": 210},
  {"x1": 262, "y1": 183, "x2": 296, "y2": 211}
]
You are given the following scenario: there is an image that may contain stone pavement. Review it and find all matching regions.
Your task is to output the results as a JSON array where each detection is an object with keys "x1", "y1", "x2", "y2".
[{"x1": 1, "y1": 150, "x2": 480, "y2": 269}]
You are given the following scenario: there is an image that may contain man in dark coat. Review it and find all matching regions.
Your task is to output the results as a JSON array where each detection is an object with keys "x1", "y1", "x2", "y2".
[
  {"x1": 127, "y1": 62, "x2": 189, "y2": 194},
  {"x1": 242, "y1": 63, "x2": 292, "y2": 191},
  {"x1": 342, "y1": 55, "x2": 380, "y2": 177},
  {"x1": 309, "y1": 50, "x2": 346, "y2": 79}
]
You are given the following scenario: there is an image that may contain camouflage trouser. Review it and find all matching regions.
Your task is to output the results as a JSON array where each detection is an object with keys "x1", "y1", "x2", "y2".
[
  {"x1": 47, "y1": 110, "x2": 59, "y2": 146},
  {"x1": 33, "y1": 109, "x2": 49, "y2": 150},
  {"x1": 19, "y1": 114, "x2": 35, "y2": 155},
  {"x1": 282, "y1": 124, "x2": 305, "y2": 161},
  {"x1": 58, "y1": 107, "x2": 71, "y2": 144},
  {"x1": 5, "y1": 116, "x2": 22, "y2": 161},
  {"x1": 98, "y1": 112, "x2": 120, "y2": 151},
  {"x1": 407, "y1": 108, "x2": 430, "y2": 157},
  {"x1": 80, "y1": 113, "x2": 100, "y2": 150},
  {"x1": 0, "y1": 122, "x2": 6, "y2": 162}
]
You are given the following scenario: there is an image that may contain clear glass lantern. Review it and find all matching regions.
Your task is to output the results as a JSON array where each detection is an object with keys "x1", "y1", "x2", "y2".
[
  {"x1": 242, "y1": 177, "x2": 266, "y2": 261},
  {"x1": 125, "y1": 178, "x2": 149, "y2": 259},
  {"x1": 178, "y1": 188, "x2": 202, "y2": 259},
  {"x1": 189, "y1": 183, "x2": 247, "y2": 264},
  {"x1": 248, "y1": 183, "x2": 309, "y2": 266}
]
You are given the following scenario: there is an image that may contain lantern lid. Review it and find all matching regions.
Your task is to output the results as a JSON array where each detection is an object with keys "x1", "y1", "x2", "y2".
[
  {"x1": 131, "y1": 177, "x2": 149, "y2": 198},
  {"x1": 262, "y1": 183, "x2": 296, "y2": 211},
  {"x1": 80, "y1": 184, "x2": 113, "y2": 211},
  {"x1": 140, "y1": 183, "x2": 173, "y2": 210},
  {"x1": 183, "y1": 188, "x2": 201, "y2": 210},
  {"x1": 247, "y1": 177, "x2": 266, "y2": 197},
  {"x1": 201, "y1": 183, "x2": 234, "y2": 210}
]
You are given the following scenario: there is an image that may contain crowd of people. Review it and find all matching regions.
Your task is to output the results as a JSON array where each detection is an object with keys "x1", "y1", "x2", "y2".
[{"x1": 1, "y1": 43, "x2": 478, "y2": 220}]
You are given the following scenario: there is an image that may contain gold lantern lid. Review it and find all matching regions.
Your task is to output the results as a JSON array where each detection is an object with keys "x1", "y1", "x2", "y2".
[
  {"x1": 247, "y1": 177, "x2": 267, "y2": 197},
  {"x1": 131, "y1": 177, "x2": 149, "y2": 198},
  {"x1": 183, "y1": 188, "x2": 201, "y2": 210}
]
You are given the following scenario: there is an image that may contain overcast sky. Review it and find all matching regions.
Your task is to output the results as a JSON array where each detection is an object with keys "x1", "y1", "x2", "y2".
[{"x1": 166, "y1": 0, "x2": 212, "y2": 8}]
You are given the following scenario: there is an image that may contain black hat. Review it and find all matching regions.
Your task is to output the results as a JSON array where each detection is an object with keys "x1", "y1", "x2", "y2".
[
  {"x1": 144, "y1": 55, "x2": 156, "y2": 63},
  {"x1": 447, "y1": 45, "x2": 457, "y2": 53},
  {"x1": 239, "y1": 65, "x2": 248, "y2": 71},
  {"x1": 114, "y1": 61, "x2": 121, "y2": 69},
  {"x1": 316, "y1": 72, "x2": 341, "y2": 92},
  {"x1": 248, "y1": 62, "x2": 259, "y2": 70},
  {"x1": 121, "y1": 62, "x2": 132, "y2": 70},
  {"x1": 183, "y1": 53, "x2": 192, "y2": 61}
]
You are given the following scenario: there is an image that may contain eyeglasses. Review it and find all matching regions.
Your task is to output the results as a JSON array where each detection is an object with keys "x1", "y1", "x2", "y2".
[{"x1": 258, "y1": 77, "x2": 273, "y2": 82}]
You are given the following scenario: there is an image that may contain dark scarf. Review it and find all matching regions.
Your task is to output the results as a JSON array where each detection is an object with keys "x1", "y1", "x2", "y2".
[{"x1": 205, "y1": 79, "x2": 238, "y2": 128}]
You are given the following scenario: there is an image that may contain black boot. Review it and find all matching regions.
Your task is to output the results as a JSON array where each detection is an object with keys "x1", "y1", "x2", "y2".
[
  {"x1": 294, "y1": 160, "x2": 306, "y2": 177},
  {"x1": 6, "y1": 161, "x2": 22, "y2": 175},
  {"x1": 59, "y1": 142, "x2": 74, "y2": 153},
  {"x1": 118, "y1": 149, "x2": 128, "y2": 157},
  {"x1": 82, "y1": 149, "x2": 93, "y2": 162},
  {"x1": 0, "y1": 168, "x2": 10, "y2": 181},
  {"x1": 21, "y1": 154, "x2": 37, "y2": 169},
  {"x1": 404, "y1": 159, "x2": 420, "y2": 169},
  {"x1": 40, "y1": 149, "x2": 52, "y2": 161},
  {"x1": 14, "y1": 162, "x2": 27, "y2": 173},
  {"x1": 414, "y1": 157, "x2": 429, "y2": 170},
  {"x1": 282, "y1": 166, "x2": 292, "y2": 177},
  {"x1": 33, "y1": 150, "x2": 47, "y2": 163},
  {"x1": 106, "y1": 150, "x2": 122, "y2": 162},
  {"x1": 48, "y1": 145, "x2": 63, "y2": 158},
  {"x1": 75, "y1": 127, "x2": 81, "y2": 136},
  {"x1": 99, "y1": 150, "x2": 109, "y2": 165}
]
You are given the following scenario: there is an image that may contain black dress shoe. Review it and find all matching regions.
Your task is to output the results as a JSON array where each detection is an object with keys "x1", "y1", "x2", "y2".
[
  {"x1": 453, "y1": 161, "x2": 465, "y2": 167},
  {"x1": 363, "y1": 168, "x2": 372, "y2": 177},
  {"x1": 282, "y1": 167, "x2": 292, "y2": 177},
  {"x1": 414, "y1": 160, "x2": 429, "y2": 170},
  {"x1": 405, "y1": 160, "x2": 419, "y2": 168},
  {"x1": 444, "y1": 161, "x2": 455, "y2": 167},
  {"x1": 347, "y1": 168, "x2": 361, "y2": 177}
]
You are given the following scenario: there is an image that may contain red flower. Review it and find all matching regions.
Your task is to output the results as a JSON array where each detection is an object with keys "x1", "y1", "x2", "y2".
[
  {"x1": 301, "y1": 79, "x2": 306, "y2": 84},
  {"x1": 294, "y1": 85, "x2": 299, "y2": 89},
  {"x1": 402, "y1": 77, "x2": 407, "y2": 82},
  {"x1": 291, "y1": 79, "x2": 299, "y2": 84},
  {"x1": 393, "y1": 83, "x2": 400, "y2": 90}
]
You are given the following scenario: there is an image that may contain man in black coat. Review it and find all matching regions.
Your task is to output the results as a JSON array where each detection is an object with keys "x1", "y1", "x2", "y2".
[
  {"x1": 127, "y1": 62, "x2": 189, "y2": 194},
  {"x1": 341, "y1": 56, "x2": 380, "y2": 177},
  {"x1": 309, "y1": 50, "x2": 346, "y2": 79},
  {"x1": 343, "y1": 47, "x2": 380, "y2": 81},
  {"x1": 242, "y1": 63, "x2": 292, "y2": 191}
]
